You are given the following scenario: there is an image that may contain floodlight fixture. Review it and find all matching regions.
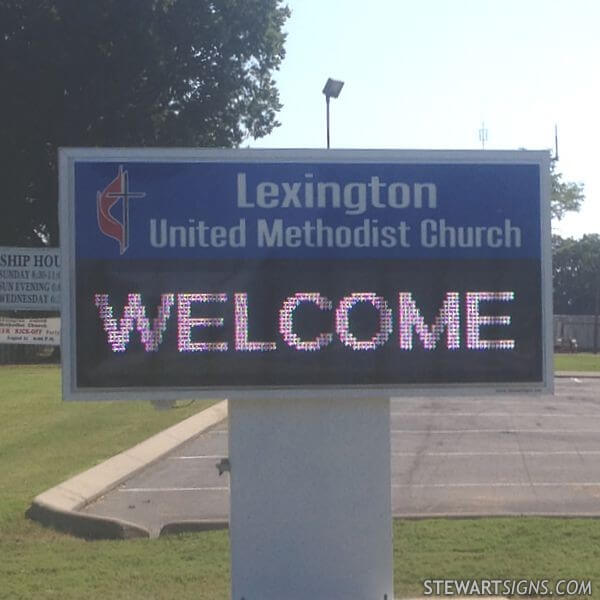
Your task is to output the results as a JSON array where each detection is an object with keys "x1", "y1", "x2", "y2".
[
  {"x1": 322, "y1": 78, "x2": 344, "y2": 149},
  {"x1": 322, "y1": 78, "x2": 344, "y2": 99}
]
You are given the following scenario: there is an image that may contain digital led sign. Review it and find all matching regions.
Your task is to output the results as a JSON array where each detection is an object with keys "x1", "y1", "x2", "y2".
[{"x1": 59, "y1": 149, "x2": 552, "y2": 401}]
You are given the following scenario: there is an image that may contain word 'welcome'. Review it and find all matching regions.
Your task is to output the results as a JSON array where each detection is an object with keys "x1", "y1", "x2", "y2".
[{"x1": 94, "y1": 291, "x2": 515, "y2": 353}]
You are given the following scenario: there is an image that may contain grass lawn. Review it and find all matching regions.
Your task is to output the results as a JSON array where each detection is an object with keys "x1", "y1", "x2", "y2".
[
  {"x1": 555, "y1": 352, "x2": 600, "y2": 372},
  {"x1": 2, "y1": 364, "x2": 600, "y2": 598}
]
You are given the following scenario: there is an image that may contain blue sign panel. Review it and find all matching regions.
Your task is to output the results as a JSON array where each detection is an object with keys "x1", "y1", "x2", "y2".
[{"x1": 60, "y1": 149, "x2": 552, "y2": 401}]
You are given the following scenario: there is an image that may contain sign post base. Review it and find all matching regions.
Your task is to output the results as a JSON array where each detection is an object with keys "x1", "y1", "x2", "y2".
[{"x1": 229, "y1": 395, "x2": 394, "y2": 600}]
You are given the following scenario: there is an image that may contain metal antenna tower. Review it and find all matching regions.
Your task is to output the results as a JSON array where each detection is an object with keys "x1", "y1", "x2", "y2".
[
  {"x1": 552, "y1": 123, "x2": 559, "y2": 162},
  {"x1": 478, "y1": 121, "x2": 488, "y2": 149}
]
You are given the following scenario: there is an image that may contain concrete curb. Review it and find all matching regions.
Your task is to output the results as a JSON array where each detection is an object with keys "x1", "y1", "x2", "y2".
[
  {"x1": 159, "y1": 519, "x2": 229, "y2": 537},
  {"x1": 156, "y1": 512, "x2": 600, "y2": 538},
  {"x1": 393, "y1": 512, "x2": 600, "y2": 520},
  {"x1": 25, "y1": 502, "x2": 149, "y2": 540},
  {"x1": 555, "y1": 371, "x2": 600, "y2": 378},
  {"x1": 27, "y1": 399, "x2": 228, "y2": 539}
]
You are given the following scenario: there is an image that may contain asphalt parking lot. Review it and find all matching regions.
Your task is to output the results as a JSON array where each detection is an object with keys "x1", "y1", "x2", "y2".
[{"x1": 83, "y1": 377, "x2": 600, "y2": 536}]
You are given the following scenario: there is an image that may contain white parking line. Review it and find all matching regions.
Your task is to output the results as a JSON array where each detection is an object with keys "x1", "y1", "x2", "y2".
[
  {"x1": 172, "y1": 451, "x2": 600, "y2": 459},
  {"x1": 199, "y1": 428, "x2": 600, "y2": 435},
  {"x1": 392, "y1": 450, "x2": 600, "y2": 456},
  {"x1": 119, "y1": 481, "x2": 600, "y2": 492},
  {"x1": 170, "y1": 455, "x2": 224, "y2": 460},
  {"x1": 391, "y1": 412, "x2": 600, "y2": 417},
  {"x1": 392, "y1": 482, "x2": 600, "y2": 488},
  {"x1": 391, "y1": 429, "x2": 600, "y2": 434},
  {"x1": 391, "y1": 400, "x2": 599, "y2": 407},
  {"x1": 120, "y1": 486, "x2": 229, "y2": 492}
]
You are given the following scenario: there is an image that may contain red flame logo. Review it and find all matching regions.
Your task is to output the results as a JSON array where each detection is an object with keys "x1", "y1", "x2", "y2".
[{"x1": 96, "y1": 166, "x2": 145, "y2": 254}]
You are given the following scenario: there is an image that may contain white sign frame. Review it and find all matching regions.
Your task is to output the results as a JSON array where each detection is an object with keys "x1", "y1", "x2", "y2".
[{"x1": 59, "y1": 147, "x2": 553, "y2": 402}]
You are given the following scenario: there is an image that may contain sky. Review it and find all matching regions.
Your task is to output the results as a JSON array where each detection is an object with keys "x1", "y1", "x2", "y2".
[{"x1": 250, "y1": 0, "x2": 600, "y2": 239}]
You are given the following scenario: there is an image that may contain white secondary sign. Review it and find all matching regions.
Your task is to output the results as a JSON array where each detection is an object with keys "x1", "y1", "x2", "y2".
[
  {"x1": 0, "y1": 247, "x2": 61, "y2": 310},
  {"x1": 0, "y1": 316, "x2": 60, "y2": 345}
]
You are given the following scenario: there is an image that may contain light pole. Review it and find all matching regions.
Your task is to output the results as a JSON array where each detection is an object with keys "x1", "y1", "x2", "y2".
[{"x1": 323, "y1": 78, "x2": 344, "y2": 149}]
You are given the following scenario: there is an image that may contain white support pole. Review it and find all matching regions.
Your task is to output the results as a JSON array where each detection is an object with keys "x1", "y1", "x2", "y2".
[{"x1": 229, "y1": 395, "x2": 393, "y2": 600}]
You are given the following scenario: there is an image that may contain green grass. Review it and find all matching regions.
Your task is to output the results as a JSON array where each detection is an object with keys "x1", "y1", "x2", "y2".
[
  {"x1": 2, "y1": 365, "x2": 600, "y2": 598},
  {"x1": 395, "y1": 518, "x2": 600, "y2": 598},
  {"x1": 555, "y1": 352, "x2": 600, "y2": 372},
  {"x1": 0, "y1": 365, "x2": 216, "y2": 532}
]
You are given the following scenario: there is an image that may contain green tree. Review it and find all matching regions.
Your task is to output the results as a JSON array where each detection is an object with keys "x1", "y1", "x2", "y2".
[
  {"x1": 0, "y1": 0, "x2": 289, "y2": 246},
  {"x1": 553, "y1": 234, "x2": 600, "y2": 350},
  {"x1": 550, "y1": 161, "x2": 584, "y2": 221}
]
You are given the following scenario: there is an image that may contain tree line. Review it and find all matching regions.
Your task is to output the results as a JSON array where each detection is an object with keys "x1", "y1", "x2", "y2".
[{"x1": 553, "y1": 234, "x2": 600, "y2": 315}]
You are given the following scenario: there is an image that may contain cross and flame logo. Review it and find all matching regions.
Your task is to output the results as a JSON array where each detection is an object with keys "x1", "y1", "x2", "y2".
[{"x1": 96, "y1": 166, "x2": 145, "y2": 254}]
